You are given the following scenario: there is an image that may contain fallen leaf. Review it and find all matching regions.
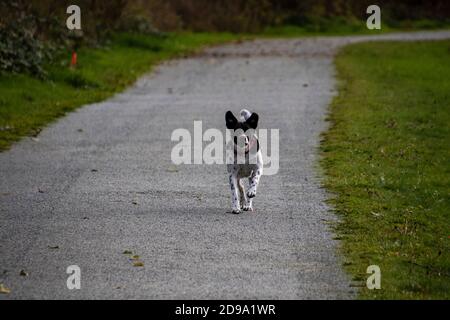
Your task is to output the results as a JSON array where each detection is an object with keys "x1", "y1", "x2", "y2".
[
  {"x1": 371, "y1": 211, "x2": 382, "y2": 217},
  {"x1": 0, "y1": 284, "x2": 10, "y2": 294},
  {"x1": 123, "y1": 250, "x2": 132, "y2": 255},
  {"x1": 131, "y1": 255, "x2": 140, "y2": 260},
  {"x1": 167, "y1": 165, "x2": 179, "y2": 173},
  {"x1": 133, "y1": 261, "x2": 144, "y2": 267},
  {"x1": 48, "y1": 245, "x2": 59, "y2": 249},
  {"x1": 0, "y1": 126, "x2": 12, "y2": 131},
  {"x1": 31, "y1": 128, "x2": 41, "y2": 137}
]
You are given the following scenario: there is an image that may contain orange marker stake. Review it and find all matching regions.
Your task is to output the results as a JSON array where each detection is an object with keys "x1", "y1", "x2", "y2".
[{"x1": 70, "y1": 51, "x2": 77, "y2": 68}]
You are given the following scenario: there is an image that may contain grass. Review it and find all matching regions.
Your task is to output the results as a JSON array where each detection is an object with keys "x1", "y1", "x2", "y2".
[
  {"x1": 321, "y1": 40, "x2": 450, "y2": 299},
  {"x1": 262, "y1": 19, "x2": 450, "y2": 38},
  {"x1": 263, "y1": 21, "x2": 385, "y2": 37},
  {"x1": 0, "y1": 32, "x2": 240, "y2": 150}
]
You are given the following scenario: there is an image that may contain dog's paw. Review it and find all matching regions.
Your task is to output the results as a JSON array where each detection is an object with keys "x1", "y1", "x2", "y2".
[
  {"x1": 243, "y1": 204, "x2": 253, "y2": 211},
  {"x1": 247, "y1": 189, "x2": 256, "y2": 198},
  {"x1": 231, "y1": 208, "x2": 241, "y2": 214}
]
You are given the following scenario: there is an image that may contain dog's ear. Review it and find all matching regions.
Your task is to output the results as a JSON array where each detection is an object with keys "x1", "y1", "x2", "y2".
[
  {"x1": 246, "y1": 112, "x2": 259, "y2": 129},
  {"x1": 225, "y1": 111, "x2": 238, "y2": 129}
]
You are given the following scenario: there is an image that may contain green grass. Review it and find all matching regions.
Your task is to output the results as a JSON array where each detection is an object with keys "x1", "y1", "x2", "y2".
[
  {"x1": 263, "y1": 21, "x2": 385, "y2": 37},
  {"x1": 262, "y1": 19, "x2": 450, "y2": 38},
  {"x1": 321, "y1": 40, "x2": 450, "y2": 299},
  {"x1": 0, "y1": 32, "x2": 240, "y2": 150}
]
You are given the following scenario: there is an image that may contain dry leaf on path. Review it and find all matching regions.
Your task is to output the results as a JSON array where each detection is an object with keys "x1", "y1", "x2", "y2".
[
  {"x1": 0, "y1": 284, "x2": 11, "y2": 294},
  {"x1": 133, "y1": 261, "x2": 144, "y2": 267}
]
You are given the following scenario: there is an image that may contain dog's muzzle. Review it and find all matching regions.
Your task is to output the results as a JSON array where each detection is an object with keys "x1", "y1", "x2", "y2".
[{"x1": 234, "y1": 134, "x2": 257, "y2": 155}]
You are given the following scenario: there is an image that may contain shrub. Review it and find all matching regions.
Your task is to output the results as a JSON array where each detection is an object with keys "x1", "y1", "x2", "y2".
[{"x1": 0, "y1": 2, "x2": 48, "y2": 77}]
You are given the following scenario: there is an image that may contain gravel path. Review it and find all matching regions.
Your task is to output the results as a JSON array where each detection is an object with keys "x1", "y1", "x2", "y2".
[{"x1": 1, "y1": 31, "x2": 449, "y2": 299}]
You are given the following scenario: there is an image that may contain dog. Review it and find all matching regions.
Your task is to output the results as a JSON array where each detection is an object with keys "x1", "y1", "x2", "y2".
[{"x1": 225, "y1": 109, "x2": 263, "y2": 214}]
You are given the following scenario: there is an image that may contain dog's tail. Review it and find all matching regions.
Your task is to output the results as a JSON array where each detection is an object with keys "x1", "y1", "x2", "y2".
[{"x1": 240, "y1": 109, "x2": 252, "y2": 121}]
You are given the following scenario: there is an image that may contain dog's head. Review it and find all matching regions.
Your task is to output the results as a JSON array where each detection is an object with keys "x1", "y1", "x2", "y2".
[{"x1": 225, "y1": 109, "x2": 259, "y2": 152}]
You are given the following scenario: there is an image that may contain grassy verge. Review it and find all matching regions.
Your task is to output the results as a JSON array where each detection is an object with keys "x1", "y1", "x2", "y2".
[
  {"x1": 321, "y1": 40, "x2": 450, "y2": 299},
  {"x1": 0, "y1": 32, "x2": 240, "y2": 151},
  {"x1": 262, "y1": 19, "x2": 450, "y2": 38}
]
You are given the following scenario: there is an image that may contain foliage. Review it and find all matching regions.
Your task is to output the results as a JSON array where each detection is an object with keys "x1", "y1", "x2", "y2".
[
  {"x1": 0, "y1": 23, "x2": 46, "y2": 77},
  {"x1": 0, "y1": 2, "x2": 49, "y2": 77}
]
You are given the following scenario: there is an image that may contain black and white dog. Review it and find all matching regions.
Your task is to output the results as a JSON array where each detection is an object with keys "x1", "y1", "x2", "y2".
[{"x1": 226, "y1": 109, "x2": 263, "y2": 214}]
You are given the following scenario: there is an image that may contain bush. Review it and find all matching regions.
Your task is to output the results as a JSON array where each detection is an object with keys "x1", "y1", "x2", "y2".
[
  {"x1": 0, "y1": 23, "x2": 46, "y2": 77},
  {"x1": 0, "y1": 2, "x2": 49, "y2": 77}
]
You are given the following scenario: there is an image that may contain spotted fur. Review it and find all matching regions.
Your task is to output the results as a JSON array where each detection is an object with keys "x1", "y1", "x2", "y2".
[{"x1": 226, "y1": 109, "x2": 263, "y2": 214}]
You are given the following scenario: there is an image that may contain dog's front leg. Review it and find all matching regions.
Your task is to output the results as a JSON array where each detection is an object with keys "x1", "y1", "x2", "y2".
[
  {"x1": 229, "y1": 174, "x2": 241, "y2": 214},
  {"x1": 238, "y1": 179, "x2": 252, "y2": 211},
  {"x1": 238, "y1": 179, "x2": 246, "y2": 210},
  {"x1": 247, "y1": 167, "x2": 262, "y2": 199}
]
